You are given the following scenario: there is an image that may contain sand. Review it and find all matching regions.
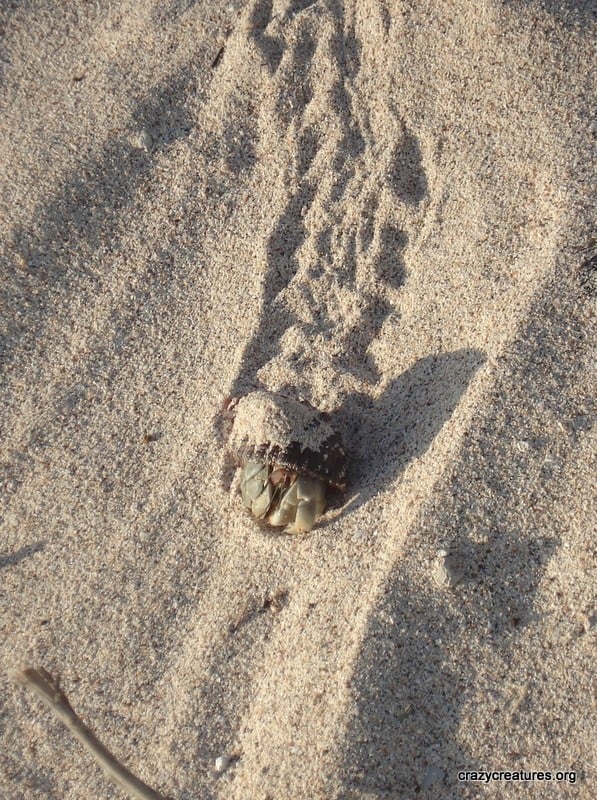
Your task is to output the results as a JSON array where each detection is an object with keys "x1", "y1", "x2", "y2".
[{"x1": 0, "y1": 1, "x2": 594, "y2": 798}]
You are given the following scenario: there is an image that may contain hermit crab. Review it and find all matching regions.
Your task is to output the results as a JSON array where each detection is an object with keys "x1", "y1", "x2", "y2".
[{"x1": 224, "y1": 390, "x2": 346, "y2": 533}]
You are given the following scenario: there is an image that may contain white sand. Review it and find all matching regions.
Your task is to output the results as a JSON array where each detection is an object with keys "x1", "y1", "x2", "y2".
[{"x1": 1, "y1": 1, "x2": 594, "y2": 798}]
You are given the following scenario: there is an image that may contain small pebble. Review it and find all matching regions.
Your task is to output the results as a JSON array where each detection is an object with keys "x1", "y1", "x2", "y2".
[
  {"x1": 432, "y1": 548, "x2": 463, "y2": 588},
  {"x1": 214, "y1": 755, "x2": 230, "y2": 774},
  {"x1": 130, "y1": 128, "x2": 153, "y2": 152},
  {"x1": 421, "y1": 765, "x2": 445, "y2": 789}
]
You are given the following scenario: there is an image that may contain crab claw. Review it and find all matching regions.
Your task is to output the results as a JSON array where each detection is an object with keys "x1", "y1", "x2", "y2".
[{"x1": 240, "y1": 461, "x2": 274, "y2": 518}]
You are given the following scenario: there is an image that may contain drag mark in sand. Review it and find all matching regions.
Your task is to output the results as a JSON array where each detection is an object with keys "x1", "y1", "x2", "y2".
[{"x1": 229, "y1": 0, "x2": 430, "y2": 422}]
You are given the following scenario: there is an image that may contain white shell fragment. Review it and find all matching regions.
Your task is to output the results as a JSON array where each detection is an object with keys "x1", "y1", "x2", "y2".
[
  {"x1": 432, "y1": 548, "x2": 464, "y2": 589},
  {"x1": 130, "y1": 128, "x2": 153, "y2": 152},
  {"x1": 214, "y1": 755, "x2": 231, "y2": 774}
]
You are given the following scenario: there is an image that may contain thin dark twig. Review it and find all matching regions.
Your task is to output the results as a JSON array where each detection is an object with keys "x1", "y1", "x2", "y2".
[{"x1": 10, "y1": 668, "x2": 169, "y2": 800}]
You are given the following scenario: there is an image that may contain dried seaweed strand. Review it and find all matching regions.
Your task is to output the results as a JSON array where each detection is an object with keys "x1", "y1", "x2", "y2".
[{"x1": 10, "y1": 668, "x2": 168, "y2": 800}]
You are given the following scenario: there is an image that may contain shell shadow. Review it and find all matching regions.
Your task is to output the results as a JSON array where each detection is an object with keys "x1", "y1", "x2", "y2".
[
  {"x1": 334, "y1": 348, "x2": 486, "y2": 517},
  {"x1": 340, "y1": 270, "x2": 592, "y2": 797}
]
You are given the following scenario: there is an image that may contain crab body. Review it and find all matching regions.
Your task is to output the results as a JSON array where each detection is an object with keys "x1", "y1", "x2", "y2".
[
  {"x1": 226, "y1": 391, "x2": 346, "y2": 533},
  {"x1": 240, "y1": 460, "x2": 326, "y2": 533}
]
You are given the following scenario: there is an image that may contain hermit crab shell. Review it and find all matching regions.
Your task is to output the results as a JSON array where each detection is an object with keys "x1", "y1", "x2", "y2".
[{"x1": 227, "y1": 390, "x2": 347, "y2": 490}]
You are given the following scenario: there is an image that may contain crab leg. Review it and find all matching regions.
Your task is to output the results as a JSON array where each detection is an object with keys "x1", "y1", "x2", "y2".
[
  {"x1": 290, "y1": 499, "x2": 317, "y2": 533},
  {"x1": 251, "y1": 481, "x2": 275, "y2": 518},
  {"x1": 267, "y1": 480, "x2": 298, "y2": 527}
]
